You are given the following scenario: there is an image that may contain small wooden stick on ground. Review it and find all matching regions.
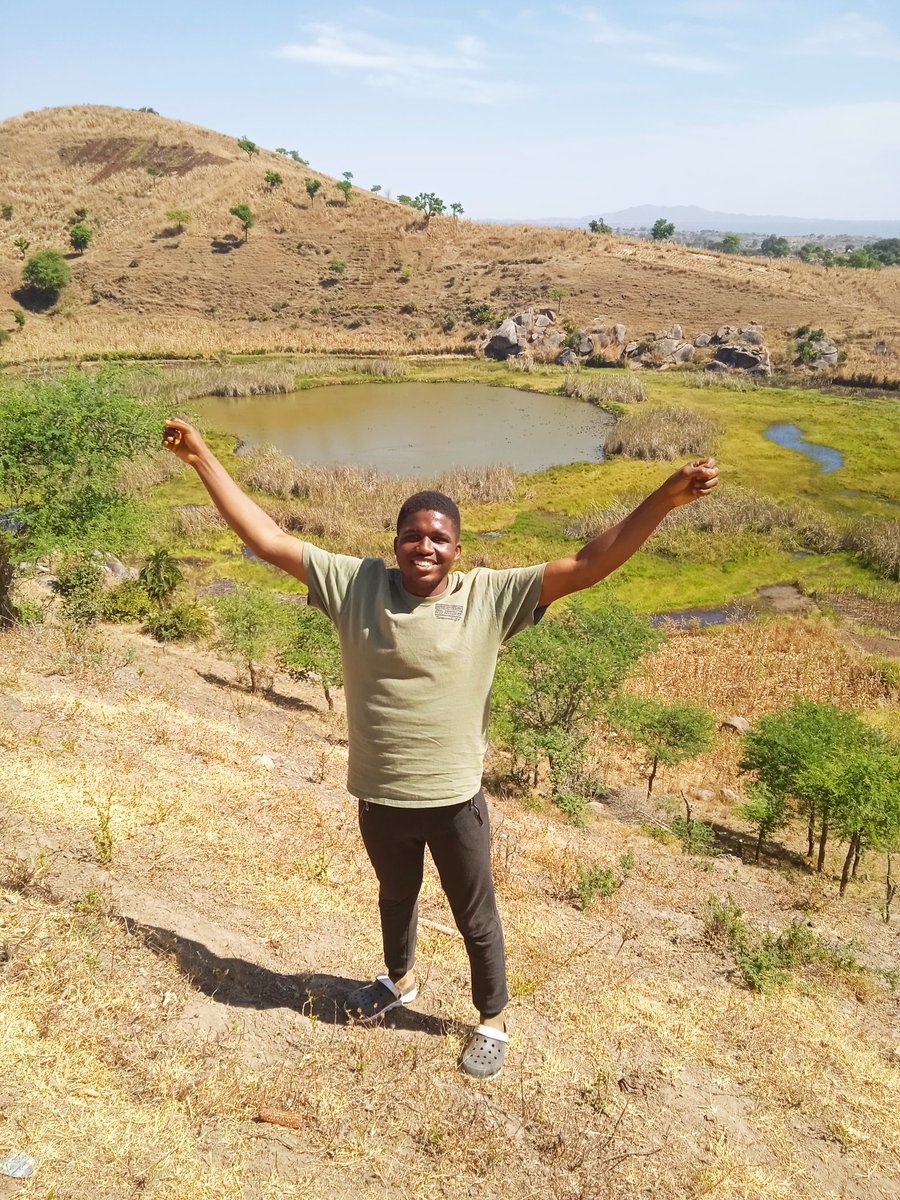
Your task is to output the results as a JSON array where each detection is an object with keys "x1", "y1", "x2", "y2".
[{"x1": 256, "y1": 1107, "x2": 304, "y2": 1130}]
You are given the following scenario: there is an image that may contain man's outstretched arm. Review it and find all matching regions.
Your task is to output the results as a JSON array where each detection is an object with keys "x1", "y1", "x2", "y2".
[
  {"x1": 538, "y1": 458, "x2": 718, "y2": 607},
  {"x1": 163, "y1": 418, "x2": 306, "y2": 582}
]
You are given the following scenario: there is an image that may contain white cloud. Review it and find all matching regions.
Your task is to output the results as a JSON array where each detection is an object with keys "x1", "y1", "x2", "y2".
[
  {"x1": 276, "y1": 23, "x2": 517, "y2": 104},
  {"x1": 639, "y1": 50, "x2": 728, "y2": 73},
  {"x1": 579, "y1": 6, "x2": 728, "y2": 72},
  {"x1": 796, "y1": 12, "x2": 900, "y2": 61}
]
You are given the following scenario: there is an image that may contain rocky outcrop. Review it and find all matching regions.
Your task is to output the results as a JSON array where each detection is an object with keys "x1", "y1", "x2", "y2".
[
  {"x1": 794, "y1": 329, "x2": 840, "y2": 369},
  {"x1": 624, "y1": 324, "x2": 695, "y2": 367},
  {"x1": 707, "y1": 343, "x2": 772, "y2": 376}
]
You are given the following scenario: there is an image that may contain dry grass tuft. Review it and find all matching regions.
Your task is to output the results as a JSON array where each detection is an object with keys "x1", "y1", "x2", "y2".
[
  {"x1": 605, "y1": 406, "x2": 719, "y2": 460},
  {"x1": 563, "y1": 370, "x2": 647, "y2": 404},
  {"x1": 238, "y1": 448, "x2": 517, "y2": 540}
]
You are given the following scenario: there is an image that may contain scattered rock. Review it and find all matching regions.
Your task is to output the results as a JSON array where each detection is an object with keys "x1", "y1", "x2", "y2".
[
  {"x1": 585, "y1": 801, "x2": 606, "y2": 818},
  {"x1": 740, "y1": 323, "x2": 764, "y2": 346},
  {"x1": 556, "y1": 348, "x2": 579, "y2": 366},
  {"x1": 572, "y1": 332, "x2": 593, "y2": 356},
  {"x1": 692, "y1": 789, "x2": 715, "y2": 803},
  {"x1": 483, "y1": 318, "x2": 522, "y2": 360},
  {"x1": 612, "y1": 323, "x2": 627, "y2": 344},
  {"x1": 251, "y1": 754, "x2": 275, "y2": 770},
  {"x1": 720, "y1": 716, "x2": 751, "y2": 734},
  {"x1": 720, "y1": 787, "x2": 740, "y2": 802},
  {"x1": 693, "y1": 333, "x2": 712, "y2": 348},
  {"x1": 710, "y1": 344, "x2": 772, "y2": 375},
  {"x1": 94, "y1": 552, "x2": 139, "y2": 583},
  {"x1": 713, "y1": 324, "x2": 739, "y2": 344}
]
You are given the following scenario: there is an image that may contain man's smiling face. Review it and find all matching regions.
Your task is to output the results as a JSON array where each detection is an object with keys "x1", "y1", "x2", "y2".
[{"x1": 394, "y1": 509, "x2": 461, "y2": 598}]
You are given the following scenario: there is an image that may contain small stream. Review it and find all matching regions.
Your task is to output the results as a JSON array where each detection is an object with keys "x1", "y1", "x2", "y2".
[{"x1": 764, "y1": 423, "x2": 843, "y2": 473}]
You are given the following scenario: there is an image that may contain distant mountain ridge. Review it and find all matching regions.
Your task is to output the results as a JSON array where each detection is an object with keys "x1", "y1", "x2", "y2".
[{"x1": 493, "y1": 205, "x2": 900, "y2": 238}]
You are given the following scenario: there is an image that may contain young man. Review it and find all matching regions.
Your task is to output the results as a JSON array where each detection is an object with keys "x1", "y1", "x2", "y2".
[{"x1": 163, "y1": 417, "x2": 718, "y2": 1079}]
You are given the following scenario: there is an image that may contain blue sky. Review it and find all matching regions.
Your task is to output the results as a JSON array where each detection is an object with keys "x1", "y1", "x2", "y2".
[{"x1": 2, "y1": 1, "x2": 899, "y2": 219}]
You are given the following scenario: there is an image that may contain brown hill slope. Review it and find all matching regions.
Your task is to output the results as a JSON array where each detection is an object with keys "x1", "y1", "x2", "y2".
[{"x1": 2, "y1": 105, "x2": 900, "y2": 361}]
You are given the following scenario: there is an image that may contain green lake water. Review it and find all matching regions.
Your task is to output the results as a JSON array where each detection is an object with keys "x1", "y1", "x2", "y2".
[{"x1": 193, "y1": 382, "x2": 614, "y2": 475}]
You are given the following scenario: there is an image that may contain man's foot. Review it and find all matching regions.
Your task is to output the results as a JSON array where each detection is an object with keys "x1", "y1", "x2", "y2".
[
  {"x1": 459, "y1": 1024, "x2": 508, "y2": 1080},
  {"x1": 343, "y1": 975, "x2": 418, "y2": 1024}
]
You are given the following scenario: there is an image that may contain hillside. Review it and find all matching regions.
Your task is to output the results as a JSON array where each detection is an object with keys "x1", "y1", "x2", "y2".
[
  {"x1": 1, "y1": 615, "x2": 898, "y2": 1200},
  {"x1": 2, "y1": 105, "x2": 900, "y2": 363}
]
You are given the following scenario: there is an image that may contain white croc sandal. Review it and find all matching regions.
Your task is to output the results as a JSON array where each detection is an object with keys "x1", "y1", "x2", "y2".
[
  {"x1": 460, "y1": 1024, "x2": 509, "y2": 1080},
  {"x1": 344, "y1": 974, "x2": 418, "y2": 1024}
]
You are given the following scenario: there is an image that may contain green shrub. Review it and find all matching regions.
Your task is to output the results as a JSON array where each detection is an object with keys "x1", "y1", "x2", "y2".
[
  {"x1": 576, "y1": 853, "x2": 634, "y2": 911},
  {"x1": 146, "y1": 600, "x2": 211, "y2": 643},
  {"x1": 671, "y1": 814, "x2": 717, "y2": 855},
  {"x1": 56, "y1": 558, "x2": 104, "y2": 626},
  {"x1": 22, "y1": 249, "x2": 71, "y2": 301},
  {"x1": 102, "y1": 579, "x2": 152, "y2": 623}
]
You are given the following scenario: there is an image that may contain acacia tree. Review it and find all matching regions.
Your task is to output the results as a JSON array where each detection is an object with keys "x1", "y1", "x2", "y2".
[
  {"x1": 737, "y1": 780, "x2": 790, "y2": 862},
  {"x1": 264, "y1": 170, "x2": 283, "y2": 190},
  {"x1": 651, "y1": 218, "x2": 675, "y2": 241},
  {"x1": 279, "y1": 603, "x2": 344, "y2": 710},
  {"x1": 229, "y1": 204, "x2": 254, "y2": 242},
  {"x1": 370, "y1": 184, "x2": 382, "y2": 194},
  {"x1": 305, "y1": 178, "x2": 322, "y2": 204},
  {"x1": 607, "y1": 695, "x2": 716, "y2": 798},
  {"x1": 492, "y1": 600, "x2": 660, "y2": 804},
  {"x1": 214, "y1": 586, "x2": 291, "y2": 693},
  {"x1": 411, "y1": 192, "x2": 445, "y2": 223},
  {"x1": 549, "y1": 286, "x2": 569, "y2": 312},
  {"x1": 336, "y1": 179, "x2": 352, "y2": 205},
  {"x1": 237, "y1": 137, "x2": 259, "y2": 161},
  {"x1": 589, "y1": 218, "x2": 611, "y2": 233},
  {"x1": 721, "y1": 233, "x2": 741, "y2": 254},
  {"x1": 342, "y1": 170, "x2": 353, "y2": 182},
  {"x1": 739, "y1": 698, "x2": 890, "y2": 877},
  {"x1": 166, "y1": 208, "x2": 192, "y2": 234},
  {"x1": 450, "y1": 201, "x2": 464, "y2": 218},
  {"x1": 69, "y1": 223, "x2": 93, "y2": 254}
]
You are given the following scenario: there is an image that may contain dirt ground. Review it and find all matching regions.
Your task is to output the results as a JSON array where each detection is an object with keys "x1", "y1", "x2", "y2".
[{"x1": 1, "y1": 617, "x2": 898, "y2": 1200}]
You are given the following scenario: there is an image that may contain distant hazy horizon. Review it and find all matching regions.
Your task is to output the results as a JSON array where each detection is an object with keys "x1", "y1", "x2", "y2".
[{"x1": 2, "y1": 1, "x2": 899, "y2": 221}]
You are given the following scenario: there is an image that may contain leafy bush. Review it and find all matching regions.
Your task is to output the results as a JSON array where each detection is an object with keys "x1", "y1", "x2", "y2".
[
  {"x1": 139, "y1": 547, "x2": 184, "y2": 605},
  {"x1": 56, "y1": 558, "x2": 104, "y2": 626},
  {"x1": 671, "y1": 815, "x2": 717, "y2": 855},
  {"x1": 213, "y1": 586, "x2": 293, "y2": 690},
  {"x1": 146, "y1": 600, "x2": 212, "y2": 643},
  {"x1": 576, "y1": 852, "x2": 634, "y2": 911},
  {"x1": 22, "y1": 249, "x2": 71, "y2": 301},
  {"x1": 101, "y1": 579, "x2": 152, "y2": 623}
]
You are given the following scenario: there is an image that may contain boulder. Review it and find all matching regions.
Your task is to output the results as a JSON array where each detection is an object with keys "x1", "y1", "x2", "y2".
[
  {"x1": 713, "y1": 343, "x2": 770, "y2": 372},
  {"x1": 668, "y1": 323, "x2": 683, "y2": 340},
  {"x1": 693, "y1": 333, "x2": 712, "y2": 347},
  {"x1": 720, "y1": 715, "x2": 751, "y2": 734},
  {"x1": 612, "y1": 323, "x2": 627, "y2": 344},
  {"x1": 534, "y1": 313, "x2": 553, "y2": 332},
  {"x1": 672, "y1": 343, "x2": 694, "y2": 364},
  {"x1": 704, "y1": 360, "x2": 729, "y2": 373},
  {"x1": 483, "y1": 318, "x2": 521, "y2": 360},
  {"x1": 740, "y1": 323, "x2": 764, "y2": 346},
  {"x1": 624, "y1": 340, "x2": 640, "y2": 356},
  {"x1": 556, "y1": 348, "x2": 579, "y2": 366},
  {"x1": 512, "y1": 308, "x2": 533, "y2": 327},
  {"x1": 542, "y1": 332, "x2": 565, "y2": 350},
  {"x1": 573, "y1": 333, "x2": 593, "y2": 356},
  {"x1": 713, "y1": 324, "x2": 739, "y2": 344},
  {"x1": 653, "y1": 337, "x2": 681, "y2": 358},
  {"x1": 95, "y1": 552, "x2": 139, "y2": 584}
]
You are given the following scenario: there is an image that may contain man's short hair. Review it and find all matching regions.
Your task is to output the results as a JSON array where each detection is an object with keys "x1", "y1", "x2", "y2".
[{"x1": 396, "y1": 491, "x2": 461, "y2": 537}]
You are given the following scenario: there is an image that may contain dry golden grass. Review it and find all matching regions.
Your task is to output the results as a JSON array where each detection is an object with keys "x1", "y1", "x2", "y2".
[
  {"x1": 1, "y1": 615, "x2": 898, "y2": 1199},
  {"x1": 605, "y1": 406, "x2": 719, "y2": 460},
  {"x1": 2, "y1": 106, "x2": 899, "y2": 371}
]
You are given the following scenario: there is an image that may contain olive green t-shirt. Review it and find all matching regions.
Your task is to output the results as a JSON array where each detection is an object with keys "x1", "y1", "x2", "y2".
[{"x1": 303, "y1": 543, "x2": 546, "y2": 807}]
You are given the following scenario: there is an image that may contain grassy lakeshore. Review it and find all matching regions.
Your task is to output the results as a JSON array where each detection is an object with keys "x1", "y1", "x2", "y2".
[{"x1": 137, "y1": 358, "x2": 900, "y2": 613}]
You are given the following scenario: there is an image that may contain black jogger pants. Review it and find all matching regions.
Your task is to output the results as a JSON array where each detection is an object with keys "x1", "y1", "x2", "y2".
[{"x1": 357, "y1": 790, "x2": 507, "y2": 1018}]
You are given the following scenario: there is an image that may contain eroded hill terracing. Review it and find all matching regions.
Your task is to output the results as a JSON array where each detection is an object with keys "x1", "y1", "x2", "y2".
[{"x1": 2, "y1": 105, "x2": 899, "y2": 364}]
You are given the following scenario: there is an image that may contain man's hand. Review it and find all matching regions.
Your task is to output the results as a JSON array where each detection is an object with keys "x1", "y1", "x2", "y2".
[
  {"x1": 659, "y1": 458, "x2": 719, "y2": 509},
  {"x1": 163, "y1": 417, "x2": 208, "y2": 466}
]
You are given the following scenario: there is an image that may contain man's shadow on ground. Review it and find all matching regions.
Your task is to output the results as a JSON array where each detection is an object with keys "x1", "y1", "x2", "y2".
[{"x1": 124, "y1": 916, "x2": 461, "y2": 1038}]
